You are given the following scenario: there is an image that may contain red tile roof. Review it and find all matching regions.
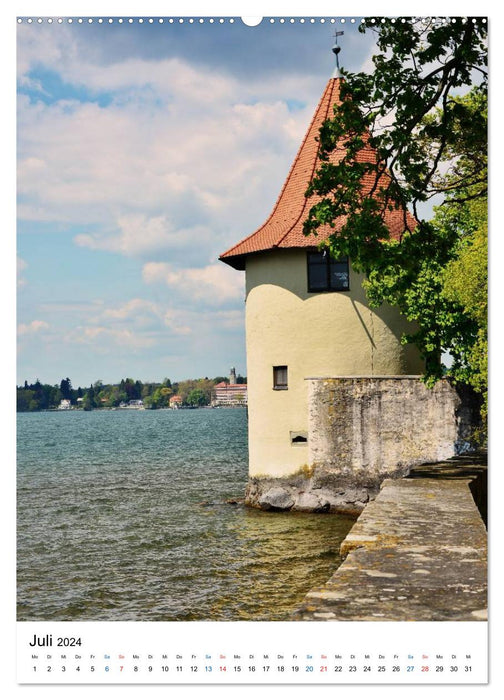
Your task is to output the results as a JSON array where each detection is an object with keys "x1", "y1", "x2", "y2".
[{"x1": 220, "y1": 77, "x2": 417, "y2": 270}]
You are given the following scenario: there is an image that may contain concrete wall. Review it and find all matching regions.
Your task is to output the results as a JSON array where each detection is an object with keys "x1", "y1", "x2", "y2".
[
  {"x1": 307, "y1": 376, "x2": 473, "y2": 483},
  {"x1": 245, "y1": 249, "x2": 423, "y2": 479}
]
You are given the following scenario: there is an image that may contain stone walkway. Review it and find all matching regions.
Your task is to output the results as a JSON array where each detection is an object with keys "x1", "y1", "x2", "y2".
[{"x1": 293, "y1": 477, "x2": 487, "y2": 621}]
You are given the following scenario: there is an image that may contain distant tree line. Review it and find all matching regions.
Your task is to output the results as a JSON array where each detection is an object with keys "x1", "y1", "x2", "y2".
[{"x1": 16, "y1": 375, "x2": 247, "y2": 412}]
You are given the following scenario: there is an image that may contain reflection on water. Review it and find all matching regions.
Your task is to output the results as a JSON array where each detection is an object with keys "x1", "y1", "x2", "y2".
[{"x1": 17, "y1": 409, "x2": 355, "y2": 621}]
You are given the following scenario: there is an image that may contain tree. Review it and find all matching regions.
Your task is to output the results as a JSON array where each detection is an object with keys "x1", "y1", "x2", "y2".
[
  {"x1": 60, "y1": 377, "x2": 72, "y2": 401},
  {"x1": 304, "y1": 18, "x2": 487, "y2": 404},
  {"x1": 441, "y1": 196, "x2": 487, "y2": 427},
  {"x1": 82, "y1": 395, "x2": 94, "y2": 411},
  {"x1": 119, "y1": 377, "x2": 142, "y2": 401},
  {"x1": 82, "y1": 385, "x2": 98, "y2": 410},
  {"x1": 178, "y1": 378, "x2": 214, "y2": 405},
  {"x1": 17, "y1": 388, "x2": 35, "y2": 412},
  {"x1": 143, "y1": 386, "x2": 173, "y2": 409},
  {"x1": 213, "y1": 376, "x2": 229, "y2": 385},
  {"x1": 186, "y1": 388, "x2": 208, "y2": 407},
  {"x1": 106, "y1": 385, "x2": 127, "y2": 407}
]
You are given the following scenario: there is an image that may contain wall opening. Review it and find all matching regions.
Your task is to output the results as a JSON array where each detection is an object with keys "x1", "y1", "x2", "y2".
[{"x1": 290, "y1": 431, "x2": 308, "y2": 445}]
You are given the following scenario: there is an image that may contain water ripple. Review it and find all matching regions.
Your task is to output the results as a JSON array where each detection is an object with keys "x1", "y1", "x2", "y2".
[{"x1": 17, "y1": 409, "x2": 355, "y2": 621}]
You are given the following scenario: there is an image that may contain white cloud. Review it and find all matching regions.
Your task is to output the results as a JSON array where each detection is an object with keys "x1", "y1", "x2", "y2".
[
  {"x1": 17, "y1": 24, "x2": 72, "y2": 78},
  {"x1": 16, "y1": 24, "x2": 317, "y2": 107},
  {"x1": 17, "y1": 320, "x2": 49, "y2": 335},
  {"x1": 75, "y1": 216, "x2": 213, "y2": 257},
  {"x1": 17, "y1": 257, "x2": 28, "y2": 287},
  {"x1": 98, "y1": 298, "x2": 192, "y2": 335},
  {"x1": 162, "y1": 310, "x2": 192, "y2": 336},
  {"x1": 64, "y1": 326, "x2": 155, "y2": 349},
  {"x1": 100, "y1": 298, "x2": 160, "y2": 321},
  {"x1": 210, "y1": 310, "x2": 246, "y2": 329},
  {"x1": 17, "y1": 89, "x2": 306, "y2": 234},
  {"x1": 142, "y1": 262, "x2": 244, "y2": 304},
  {"x1": 17, "y1": 32, "x2": 322, "y2": 265}
]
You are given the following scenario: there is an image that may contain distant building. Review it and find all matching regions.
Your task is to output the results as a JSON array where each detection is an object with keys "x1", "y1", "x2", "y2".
[
  {"x1": 212, "y1": 378, "x2": 247, "y2": 407},
  {"x1": 118, "y1": 399, "x2": 144, "y2": 409},
  {"x1": 58, "y1": 399, "x2": 71, "y2": 410},
  {"x1": 169, "y1": 395, "x2": 183, "y2": 408}
]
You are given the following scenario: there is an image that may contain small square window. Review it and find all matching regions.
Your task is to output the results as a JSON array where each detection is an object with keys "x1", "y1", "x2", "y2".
[
  {"x1": 273, "y1": 365, "x2": 288, "y2": 390},
  {"x1": 307, "y1": 251, "x2": 349, "y2": 292}
]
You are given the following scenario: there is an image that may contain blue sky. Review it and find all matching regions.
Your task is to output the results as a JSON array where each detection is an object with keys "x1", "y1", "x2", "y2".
[{"x1": 17, "y1": 15, "x2": 379, "y2": 387}]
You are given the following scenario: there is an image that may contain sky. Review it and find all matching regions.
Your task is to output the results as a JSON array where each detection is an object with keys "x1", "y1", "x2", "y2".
[{"x1": 16, "y1": 15, "x2": 377, "y2": 387}]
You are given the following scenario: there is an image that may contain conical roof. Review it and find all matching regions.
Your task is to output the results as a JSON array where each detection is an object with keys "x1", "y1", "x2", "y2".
[{"x1": 220, "y1": 76, "x2": 416, "y2": 270}]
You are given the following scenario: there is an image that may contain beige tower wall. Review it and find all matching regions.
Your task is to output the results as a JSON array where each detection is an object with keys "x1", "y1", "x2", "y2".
[{"x1": 245, "y1": 249, "x2": 424, "y2": 479}]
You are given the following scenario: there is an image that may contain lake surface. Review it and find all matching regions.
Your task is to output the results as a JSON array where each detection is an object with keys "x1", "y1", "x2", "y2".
[{"x1": 17, "y1": 408, "x2": 355, "y2": 621}]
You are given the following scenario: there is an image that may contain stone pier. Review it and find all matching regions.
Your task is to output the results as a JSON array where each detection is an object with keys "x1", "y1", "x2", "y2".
[{"x1": 293, "y1": 475, "x2": 487, "y2": 621}]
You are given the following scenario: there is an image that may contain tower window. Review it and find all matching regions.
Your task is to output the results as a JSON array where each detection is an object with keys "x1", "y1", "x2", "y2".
[
  {"x1": 273, "y1": 366, "x2": 288, "y2": 390},
  {"x1": 307, "y1": 251, "x2": 349, "y2": 292}
]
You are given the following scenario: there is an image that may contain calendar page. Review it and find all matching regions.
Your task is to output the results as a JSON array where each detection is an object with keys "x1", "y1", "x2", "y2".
[{"x1": 12, "y1": 1, "x2": 491, "y2": 694}]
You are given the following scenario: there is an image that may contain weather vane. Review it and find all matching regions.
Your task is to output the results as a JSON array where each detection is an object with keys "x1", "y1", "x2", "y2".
[{"x1": 332, "y1": 30, "x2": 344, "y2": 72}]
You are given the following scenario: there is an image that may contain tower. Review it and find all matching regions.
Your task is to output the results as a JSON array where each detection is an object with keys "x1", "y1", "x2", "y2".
[{"x1": 218, "y1": 45, "x2": 466, "y2": 512}]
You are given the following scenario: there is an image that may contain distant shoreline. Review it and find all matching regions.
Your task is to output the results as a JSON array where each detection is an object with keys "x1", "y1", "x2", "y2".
[{"x1": 17, "y1": 405, "x2": 247, "y2": 413}]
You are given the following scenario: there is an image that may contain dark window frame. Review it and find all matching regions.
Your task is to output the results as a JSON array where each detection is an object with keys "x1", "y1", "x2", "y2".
[
  {"x1": 273, "y1": 365, "x2": 288, "y2": 390},
  {"x1": 307, "y1": 250, "x2": 350, "y2": 293}
]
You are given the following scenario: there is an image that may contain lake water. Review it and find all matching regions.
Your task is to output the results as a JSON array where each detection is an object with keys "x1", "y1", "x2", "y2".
[{"x1": 17, "y1": 408, "x2": 355, "y2": 621}]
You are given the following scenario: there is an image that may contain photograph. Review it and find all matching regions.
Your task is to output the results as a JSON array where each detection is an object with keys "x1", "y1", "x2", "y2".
[{"x1": 15, "y1": 11, "x2": 488, "y2": 684}]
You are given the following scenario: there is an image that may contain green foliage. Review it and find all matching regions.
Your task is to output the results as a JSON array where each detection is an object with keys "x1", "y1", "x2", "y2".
[
  {"x1": 17, "y1": 380, "x2": 62, "y2": 411},
  {"x1": 177, "y1": 378, "x2": 214, "y2": 406},
  {"x1": 304, "y1": 18, "x2": 487, "y2": 424},
  {"x1": 441, "y1": 198, "x2": 488, "y2": 426},
  {"x1": 213, "y1": 374, "x2": 247, "y2": 385},
  {"x1": 17, "y1": 388, "x2": 35, "y2": 412},
  {"x1": 59, "y1": 377, "x2": 72, "y2": 400},
  {"x1": 186, "y1": 388, "x2": 208, "y2": 406},
  {"x1": 83, "y1": 385, "x2": 98, "y2": 410},
  {"x1": 81, "y1": 394, "x2": 94, "y2": 411},
  {"x1": 104, "y1": 385, "x2": 128, "y2": 407},
  {"x1": 143, "y1": 386, "x2": 173, "y2": 409}
]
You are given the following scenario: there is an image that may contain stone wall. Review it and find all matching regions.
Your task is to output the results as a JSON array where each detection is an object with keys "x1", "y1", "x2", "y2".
[
  {"x1": 308, "y1": 375, "x2": 475, "y2": 480},
  {"x1": 245, "y1": 376, "x2": 479, "y2": 513}
]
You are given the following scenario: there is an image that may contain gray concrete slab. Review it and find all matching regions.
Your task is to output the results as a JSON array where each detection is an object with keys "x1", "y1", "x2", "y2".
[{"x1": 293, "y1": 478, "x2": 487, "y2": 621}]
